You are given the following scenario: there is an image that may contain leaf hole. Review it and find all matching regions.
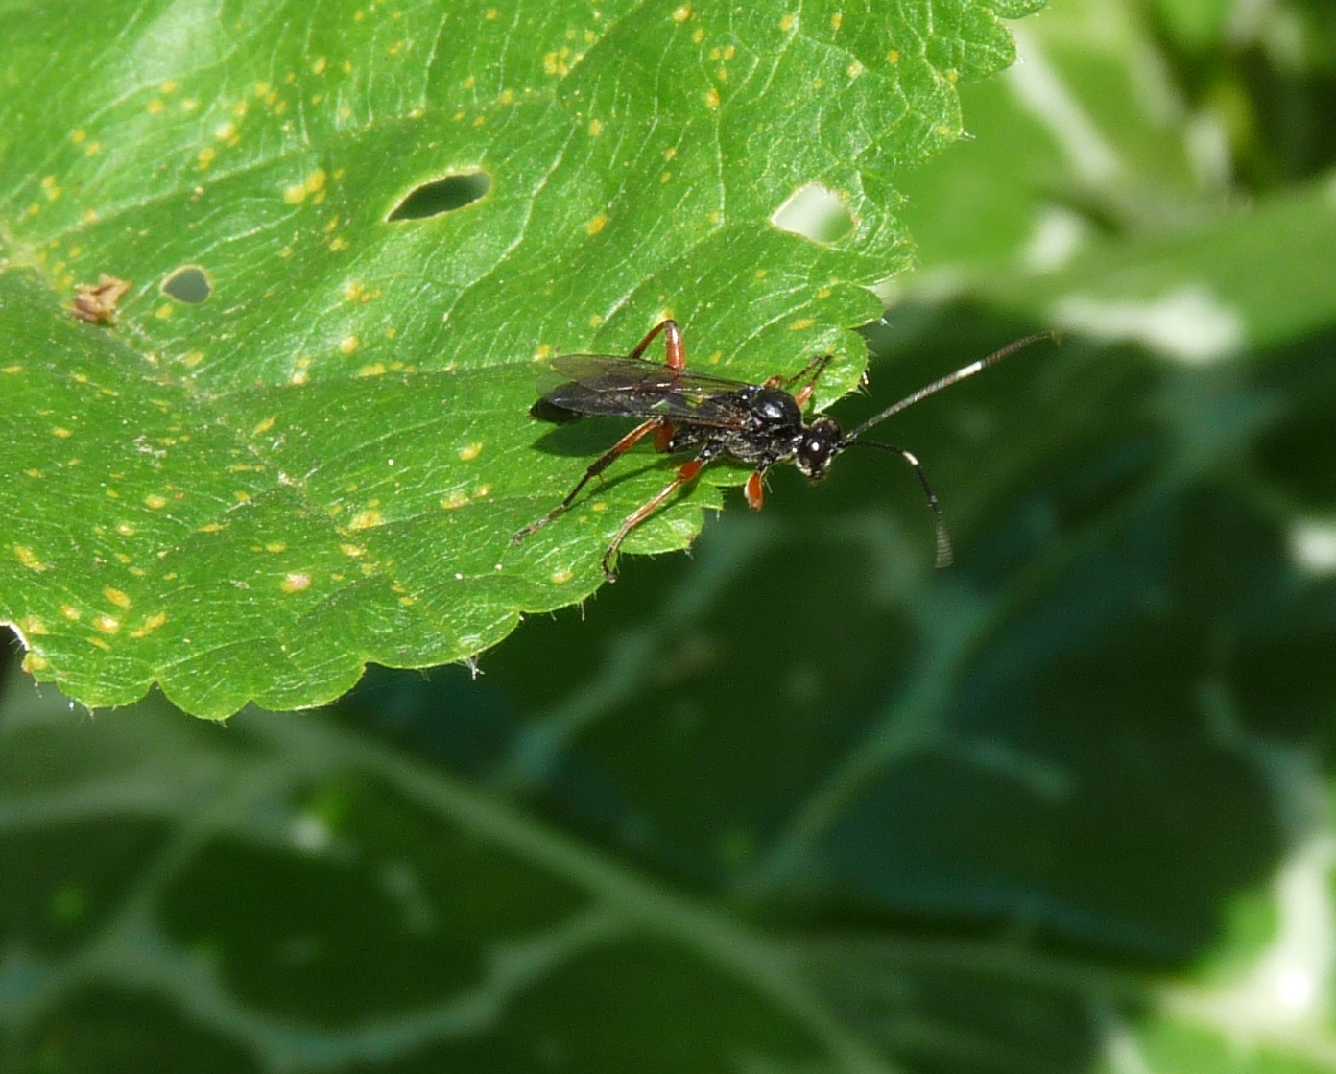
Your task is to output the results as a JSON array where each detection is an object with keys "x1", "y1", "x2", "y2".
[
  {"x1": 771, "y1": 183, "x2": 854, "y2": 244},
  {"x1": 161, "y1": 266, "x2": 212, "y2": 304},
  {"x1": 389, "y1": 171, "x2": 492, "y2": 221}
]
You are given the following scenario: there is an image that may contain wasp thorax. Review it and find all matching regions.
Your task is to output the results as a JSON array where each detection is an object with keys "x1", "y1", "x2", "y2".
[
  {"x1": 747, "y1": 388, "x2": 802, "y2": 428},
  {"x1": 796, "y1": 418, "x2": 843, "y2": 480}
]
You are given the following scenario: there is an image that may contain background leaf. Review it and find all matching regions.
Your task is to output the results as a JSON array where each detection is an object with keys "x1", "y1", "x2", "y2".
[{"x1": 2, "y1": 0, "x2": 1037, "y2": 717}]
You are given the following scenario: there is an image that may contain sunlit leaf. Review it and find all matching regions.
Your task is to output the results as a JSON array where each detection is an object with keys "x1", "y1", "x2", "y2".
[{"x1": 0, "y1": 0, "x2": 1039, "y2": 717}]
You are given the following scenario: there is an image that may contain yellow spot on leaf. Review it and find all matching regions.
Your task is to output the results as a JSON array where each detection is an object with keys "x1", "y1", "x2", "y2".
[
  {"x1": 888, "y1": 49, "x2": 901, "y2": 63},
  {"x1": 340, "y1": 335, "x2": 360, "y2": 355},
  {"x1": 52, "y1": 427, "x2": 72, "y2": 440},
  {"x1": 789, "y1": 318, "x2": 816, "y2": 331},
  {"x1": 588, "y1": 118, "x2": 604, "y2": 136},
  {"x1": 182, "y1": 351, "x2": 204, "y2": 368},
  {"x1": 24, "y1": 652, "x2": 50, "y2": 673},
  {"x1": 145, "y1": 493, "x2": 168, "y2": 510},
  {"x1": 198, "y1": 522, "x2": 223, "y2": 534},
  {"x1": 672, "y1": 4, "x2": 692, "y2": 22},
  {"x1": 104, "y1": 587, "x2": 132, "y2": 609},
  {"x1": 441, "y1": 490, "x2": 469, "y2": 510},
  {"x1": 265, "y1": 541, "x2": 287, "y2": 553},
  {"x1": 160, "y1": 79, "x2": 179, "y2": 94},
  {"x1": 704, "y1": 87, "x2": 721, "y2": 109},
  {"x1": 62, "y1": 606, "x2": 82, "y2": 621},
  {"x1": 586, "y1": 213, "x2": 608, "y2": 235},
  {"x1": 340, "y1": 543, "x2": 365, "y2": 557},
  {"x1": 155, "y1": 303, "x2": 175, "y2": 320},
  {"x1": 20, "y1": 616, "x2": 47, "y2": 635},
  {"x1": 197, "y1": 146, "x2": 216, "y2": 170},
  {"x1": 116, "y1": 522, "x2": 136, "y2": 536},
  {"x1": 329, "y1": 236, "x2": 349, "y2": 252},
  {"x1": 551, "y1": 567, "x2": 574, "y2": 585},
  {"x1": 71, "y1": 129, "x2": 87, "y2": 144},
  {"x1": 357, "y1": 362, "x2": 387, "y2": 377},
  {"x1": 252, "y1": 415, "x2": 276, "y2": 436},
  {"x1": 281, "y1": 572, "x2": 312, "y2": 593},
  {"x1": 457, "y1": 442, "x2": 483, "y2": 462},
  {"x1": 94, "y1": 614, "x2": 121, "y2": 634},
  {"x1": 847, "y1": 60, "x2": 865, "y2": 79},
  {"x1": 312, "y1": 56, "x2": 327, "y2": 74},
  {"x1": 348, "y1": 510, "x2": 383, "y2": 531},
  {"x1": 130, "y1": 611, "x2": 168, "y2": 638},
  {"x1": 831, "y1": 12, "x2": 844, "y2": 30},
  {"x1": 779, "y1": 12, "x2": 797, "y2": 31}
]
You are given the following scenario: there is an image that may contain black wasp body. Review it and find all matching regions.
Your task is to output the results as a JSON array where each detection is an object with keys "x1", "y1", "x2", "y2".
[
  {"x1": 638, "y1": 382, "x2": 842, "y2": 478},
  {"x1": 514, "y1": 319, "x2": 1053, "y2": 580}
]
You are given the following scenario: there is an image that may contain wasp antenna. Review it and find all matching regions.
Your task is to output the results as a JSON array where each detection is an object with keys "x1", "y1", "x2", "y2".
[
  {"x1": 850, "y1": 440, "x2": 954, "y2": 568},
  {"x1": 845, "y1": 330, "x2": 1057, "y2": 443}
]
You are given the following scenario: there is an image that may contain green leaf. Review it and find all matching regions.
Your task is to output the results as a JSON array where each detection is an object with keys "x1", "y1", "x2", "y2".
[{"x1": 1, "y1": 0, "x2": 1039, "y2": 718}]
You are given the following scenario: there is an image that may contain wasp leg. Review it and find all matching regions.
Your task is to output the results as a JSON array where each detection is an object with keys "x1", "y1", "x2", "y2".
[
  {"x1": 627, "y1": 318, "x2": 686, "y2": 371},
  {"x1": 603, "y1": 454, "x2": 714, "y2": 580},
  {"x1": 744, "y1": 468, "x2": 769, "y2": 511},
  {"x1": 765, "y1": 353, "x2": 833, "y2": 408},
  {"x1": 513, "y1": 418, "x2": 664, "y2": 544}
]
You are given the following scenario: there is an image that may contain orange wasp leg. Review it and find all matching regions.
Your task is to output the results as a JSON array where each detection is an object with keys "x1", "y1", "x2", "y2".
[
  {"x1": 627, "y1": 318, "x2": 686, "y2": 371},
  {"x1": 764, "y1": 352, "x2": 833, "y2": 409},
  {"x1": 603, "y1": 456, "x2": 713, "y2": 580},
  {"x1": 745, "y1": 470, "x2": 767, "y2": 511},
  {"x1": 513, "y1": 417, "x2": 664, "y2": 543}
]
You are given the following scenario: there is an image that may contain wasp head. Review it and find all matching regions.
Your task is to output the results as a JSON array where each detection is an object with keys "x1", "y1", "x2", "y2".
[{"x1": 795, "y1": 418, "x2": 844, "y2": 481}]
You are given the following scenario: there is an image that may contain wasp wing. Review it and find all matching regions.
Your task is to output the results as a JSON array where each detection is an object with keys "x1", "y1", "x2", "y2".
[{"x1": 534, "y1": 354, "x2": 753, "y2": 428}]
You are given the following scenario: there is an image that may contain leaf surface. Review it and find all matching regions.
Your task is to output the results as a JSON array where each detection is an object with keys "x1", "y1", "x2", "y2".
[{"x1": 0, "y1": 0, "x2": 1039, "y2": 717}]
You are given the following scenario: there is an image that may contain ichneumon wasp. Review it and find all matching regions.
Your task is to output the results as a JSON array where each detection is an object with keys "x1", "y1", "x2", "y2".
[{"x1": 513, "y1": 319, "x2": 1055, "y2": 580}]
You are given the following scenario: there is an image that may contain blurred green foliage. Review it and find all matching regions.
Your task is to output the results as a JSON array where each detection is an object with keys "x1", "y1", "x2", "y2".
[{"x1": 4, "y1": 0, "x2": 1336, "y2": 1072}]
